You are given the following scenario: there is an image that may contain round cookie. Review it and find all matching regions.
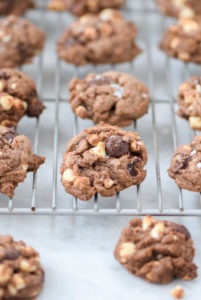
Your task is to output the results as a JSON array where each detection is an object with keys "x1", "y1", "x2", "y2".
[
  {"x1": 0, "y1": 126, "x2": 45, "y2": 198},
  {"x1": 114, "y1": 216, "x2": 197, "y2": 284},
  {"x1": 168, "y1": 135, "x2": 201, "y2": 192},
  {"x1": 160, "y1": 17, "x2": 201, "y2": 64},
  {"x1": 57, "y1": 9, "x2": 141, "y2": 66},
  {"x1": 60, "y1": 123, "x2": 148, "y2": 201},
  {"x1": 0, "y1": 0, "x2": 34, "y2": 16},
  {"x1": 0, "y1": 68, "x2": 45, "y2": 128},
  {"x1": 0, "y1": 15, "x2": 45, "y2": 69},
  {"x1": 0, "y1": 235, "x2": 44, "y2": 299},
  {"x1": 177, "y1": 76, "x2": 201, "y2": 130},
  {"x1": 155, "y1": 0, "x2": 201, "y2": 18},
  {"x1": 69, "y1": 71, "x2": 150, "y2": 127},
  {"x1": 49, "y1": 0, "x2": 124, "y2": 16}
]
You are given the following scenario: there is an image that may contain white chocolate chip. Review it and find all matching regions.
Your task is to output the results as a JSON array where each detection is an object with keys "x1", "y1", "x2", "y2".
[
  {"x1": 0, "y1": 95, "x2": 13, "y2": 110},
  {"x1": 172, "y1": 0, "x2": 185, "y2": 8},
  {"x1": 22, "y1": 164, "x2": 28, "y2": 171},
  {"x1": 178, "y1": 52, "x2": 190, "y2": 61},
  {"x1": 170, "y1": 37, "x2": 180, "y2": 49},
  {"x1": 179, "y1": 7, "x2": 195, "y2": 18},
  {"x1": 104, "y1": 179, "x2": 114, "y2": 189},
  {"x1": 189, "y1": 116, "x2": 201, "y2": 129},
  {"x1": 119, "y1": 242, "x2": 136, "y2": 262},
  {"x1": 63, "y1": 168, "x2": 75, "y2": 182},
  {"x1": 173, "y1": 235, "x2": 178, "y2": 241},
  {"x1": 151, "y1": 223, "x2": 165, "y2": 239},
  {"x1": 179, "y1": 18, "x2": 199, "y2": 33},
  {"x1": 8, "y1": 285, "x2": 17, "y2": 296},
  {"x1": 2, "y1": 35, "x2": 11, "y2": 43},
  {"x1": 142, "y1": 215, "x2": 155, "y2": 230},
  {"x1": 22, "y1": 101, "x2": 28, "y2": 110},
  {"x1": 196, "y1": 84, "x2": 201, "y2": 93},
  {"x1": 20, "y1": 260, "x2": 37, "y2": 273},
  {"x1": 0, "y1": 265, "x2": 12, "y2": 283},
  {"x1": 90, "y1": 142, "x2": 106, "y2": 158},
  {"x1": 12, "y1": 274, "x2": 26, "y2": 290},
  {"x1": 171, "y1": 285, "x2": 184, "y2": 299},
  {"x1": 130, "y1": 141, "x2": 142, "y2": 152}
]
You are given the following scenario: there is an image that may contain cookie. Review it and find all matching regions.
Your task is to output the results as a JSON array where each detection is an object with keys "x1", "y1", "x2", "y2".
[
  {"x1": 177, "y1": 76, "x2": 201, "y2": 130},
  {"x1": 114, "y1": 216, "x2": 197, "y2": 284},
  {"x1": 69, "y1": 71, "x2": 150, "y2": 127},
  {"x1": 0, "y1": 0, "x2": 34, "y2": 16},
  {"x1": 49, "y1": 0, "x2": 124, "y2": 16},
  {"x1": 0, "y1": 126, "x2": 45, "y2": 198},
  {"x1": 0, "y1": 235, "x2": 44, "y2": 299},
  {"x1": 0, "y1": 15, "x2": 45, "y2": 69},
  {"x1": 155, "y1": 0, "x2": 201, "y2": 18},
  {"x1": 57, "y1": 9, "x2": 141, "y2": 66},
  {"x1": 160, "y1": 17, "x2": 201, "y2": 64},
  {"x1": 60, "y1": 123, "x2": 148, "y2": 201},
  {"x1": 0, "y1": 68, "x2": 45, "y2": 128},
  {"x1": 168, "y1": 135, "x2": 201, "y2": 192}
]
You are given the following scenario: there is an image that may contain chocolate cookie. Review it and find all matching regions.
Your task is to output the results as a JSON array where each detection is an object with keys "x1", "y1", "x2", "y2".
[
  {"x1": 0, "y1": 68, "x2": 45, "y2": 128},
  {"x1": 160, "y1": 17, "x2": 201, "y2": 64},
  {"x1": 49, "y1": 0, "x2": 124, "y2": 16},
  {"x1": 114, "y1": 216, "x2": 197, "y2": 284},
  {"x1": 177, "y1": 76, "x2": 201, "y2": 130},
  {"x1": 69, "y1": 72, "x2": 150, "y2": 127},
  {"x1": 0, "y1": 235, "x2": 44, "y2": 299},
  {"x1": 168, "y1": 135, "x2": 201, "y2": 191},
  {"x1": 0, "y1": 15, "x2": 45, "y2": 69},
  {"x1": 155, "y1": 0, "x2": 201, "y2": 18},
  {"x1": 60, "y1": 123, "x2": 148, "y2": 201},
  {"x1": 0, "y1": 0, "x2": 34, "y2": 16},
  {"x1": 57, "y1": 9, "x2": 141, "y2": 66},
  {"x1": 0, "y1": 126, "x2": 45, "y2": 198}
]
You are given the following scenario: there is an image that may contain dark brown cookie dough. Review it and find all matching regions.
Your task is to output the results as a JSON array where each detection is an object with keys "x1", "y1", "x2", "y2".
[
  {"x1": 155, "y1": 0, "x2": 201, "y2": 18},
  {"x1": 0, "y1": 68, "x2": 45, "y2": 128},
  {"x1": 60, "y1": 123, "x2": 148, "y2": 201},
  {"x1": 114, "y1": 216, "x2": 197, "y2": 284},
  {"x1": 160, "y1": 17, "x2": 201, "y2": 64},
  {"x1": 177, "y1": 76, "x2": 201, "y2": 130},
  {"x1": 0, "y1": 0, "x2": 34, "y2": 16},
  {"x1": 0, "y1": 15, "x2": 45, "y2": 69},
  {"x1": 0, "y1": 126, "x2": 45, "y2": 198},
  {"x1": 57, "y1": 9, "x2": 141, "y2": 66},
  {"x1": 0, "y1": 235, "x2": 44, "y2": 299},
  {"x1": 69, "y1": 71, "x2": 150, "y2": 127},
  {"x1": 49, "y1": 0, "x2": 124, "y2": 15},
  {"x1": 168, "y1": 135, "x2": 201, "y2": 192}
]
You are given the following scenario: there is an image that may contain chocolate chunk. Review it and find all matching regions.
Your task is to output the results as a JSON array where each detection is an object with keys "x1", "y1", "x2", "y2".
[
  {"x1": 173, "y1": 153, "x2": 189, "y2": 173},
  {"x1": 106, "y1": 136, "x2": 129, "y2": 158},
  {"x1": 170, "y1": 223, "x2": 191, "y2": 240},
  {"x1": 128, "y1": 163, "x2": 138, "y2": 177},
  {"x1": 5, "y1": 247, "x2": 20, "y2": 260},
  {"x1": 2, "y1": 131, "x2": 18, "y2": 144}
]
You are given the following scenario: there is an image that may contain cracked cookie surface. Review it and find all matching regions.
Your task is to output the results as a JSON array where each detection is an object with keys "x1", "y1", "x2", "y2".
[
  {"x1": 61, "y1": 123, "x2": 148, "y2": 201},
  {"x1": 57, "y1": 9, "x2": 141, "y2": 66},
  {"x1": 0, "y1": 68, "x2": 45, "y2": 128},
  {"x1": 0, "y1": 235, "x2": 44, "y2": 299},
  {"x1": 49, "y1": 0, "x2": 124, "y2": 15},
  {"x1": 155, "y1": 0, "x2": 201, "y2": 18},
  {"x1": 0, "y1": 15, "x2": 45, "y2": 68},
  {"x1": 160, "y1": 17, "x2": 201, "y2": 64},
  {"x1": 114, "y1": 216, "x2": 197, "y2": 284},
  {"x1": 177, "y1": 76, "x2": 201, "y2": 130},
  {"x1": 168, "y1": 135, "x2": 201, "y2": 191},
  {"x1": 69, "y1": 71, "x2": 150, "y2": 127},
  {"x1": 0, "y1": 126, "x2": 45, "y2": 198},
  {"x1": 0, "y1": 0, "x2": 34, "y2": 16}
]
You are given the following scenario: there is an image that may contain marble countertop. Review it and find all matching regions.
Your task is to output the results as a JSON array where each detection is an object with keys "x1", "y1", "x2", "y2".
[{"x1": 0, "y1": 215, "x2": 200, "y2": 300}]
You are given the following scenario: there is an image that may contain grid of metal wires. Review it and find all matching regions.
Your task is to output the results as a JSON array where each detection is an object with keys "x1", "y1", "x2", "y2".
[{"x1": 0, "y1": 0, "x2": 201, "y2": 216}]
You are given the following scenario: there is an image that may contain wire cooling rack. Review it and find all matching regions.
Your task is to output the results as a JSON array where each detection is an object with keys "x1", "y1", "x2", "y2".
[{"x1": 0, "y1": 0, "x2": 201, "y2": 216}]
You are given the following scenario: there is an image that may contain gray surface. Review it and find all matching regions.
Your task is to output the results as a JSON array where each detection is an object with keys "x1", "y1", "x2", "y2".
[{"x1": 0, "y1": 0, "x2": 200, "y2": 299}]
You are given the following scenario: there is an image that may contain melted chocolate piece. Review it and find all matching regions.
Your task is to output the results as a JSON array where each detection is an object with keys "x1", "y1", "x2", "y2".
[
  {"x1": 2, "y1": 130, "x2": 18, "y2": 144},
  {"x1": 173, "y1": 153, "x2": 190, "y2": 173},
  {"x1": 106, "y1": 136, "x2": 129, "y2": 158},
  {"x1": 128, "y1": 163, "x2": 138, "y2": 177},
  {"x1": 170, "y1": 222, "x2": 191, "y2": 240},
  {"x1": 5, "y1": 247, "x2": 20, "y2": 260}
]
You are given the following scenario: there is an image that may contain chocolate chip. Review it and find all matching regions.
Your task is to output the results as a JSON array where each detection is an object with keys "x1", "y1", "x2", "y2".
[
  {"x1": 170, "y1": 223, "x2": 191, "y2": 240},
  {"x1": 106, "y1": 136, "x2": 129, "y2": 158},
  {"x1": 88, "y1": 77, "x2": 110, "y2": 87},
  {"x1": 173, "y1": 153, "x2": 189, "y2": 173},
  {"x1": 3, "y1": 130, "x2": 18, "y2": 144},
  {"x1": 5, "y1": 247, "x2": 20, "y2": 260},
  {"x1": 0, "y1": 71, "x2": 9, "y2": 80},
  {"x1": 128, "y1": 163, "x2": 138, "y2": 177}
]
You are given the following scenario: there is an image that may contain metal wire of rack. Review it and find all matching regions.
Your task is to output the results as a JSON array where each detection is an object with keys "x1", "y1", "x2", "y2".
[{"x1": 1, "y1": 1, "x2": 201, "y2": 216}]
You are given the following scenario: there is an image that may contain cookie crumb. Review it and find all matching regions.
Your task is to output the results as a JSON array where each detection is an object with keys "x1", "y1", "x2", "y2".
[{"x1": 171, "y1": 286, "x2": 185, "y2": 299}]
